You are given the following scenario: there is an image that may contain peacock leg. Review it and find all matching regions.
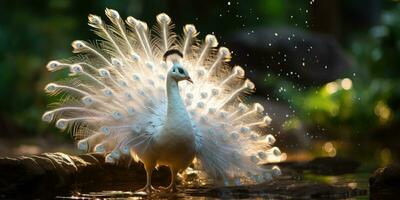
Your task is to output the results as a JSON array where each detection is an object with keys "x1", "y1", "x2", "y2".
[
  {"x1": 136, "y1": 162, "x2": 156, "y2": 194},
  {"x1": 159, "y1": 167, "x2": 178, "y2": 192}
]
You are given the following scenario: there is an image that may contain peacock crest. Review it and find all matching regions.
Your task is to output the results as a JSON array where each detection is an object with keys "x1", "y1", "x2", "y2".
[{"x1": 43, "y1": 8, "x2": 282, "y2": 188}]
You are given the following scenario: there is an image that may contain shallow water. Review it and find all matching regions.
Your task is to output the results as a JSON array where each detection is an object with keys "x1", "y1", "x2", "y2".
[{"x1": 55, "y1": 173, "x2": 369, "y2": 199}]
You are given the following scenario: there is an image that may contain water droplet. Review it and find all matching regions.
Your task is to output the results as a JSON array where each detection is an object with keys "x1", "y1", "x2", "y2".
[
  {"x1": 274, "y1": 32, "x2": 278, "y2": 37},
  {"x1": 227, "y1": 1, "x2": 231, "y2": 5}
]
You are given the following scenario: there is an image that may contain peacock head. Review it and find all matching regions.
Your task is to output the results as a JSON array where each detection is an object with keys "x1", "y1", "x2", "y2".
[{"x1": 164, "y1": 49, "x2": 193, "y2": 83}]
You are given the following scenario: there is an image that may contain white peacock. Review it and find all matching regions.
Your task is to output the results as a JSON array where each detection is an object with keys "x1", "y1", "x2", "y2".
[{"x1": 42, "y1": 8, "x2": 282, "y2": 194}]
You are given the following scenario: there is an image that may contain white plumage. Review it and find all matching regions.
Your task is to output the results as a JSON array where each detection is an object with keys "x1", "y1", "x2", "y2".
[{"x1": 43, "y1": 9, "x2": 282, "y2": 193}]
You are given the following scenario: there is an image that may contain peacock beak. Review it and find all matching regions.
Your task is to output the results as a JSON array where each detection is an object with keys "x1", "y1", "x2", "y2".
[{"x1": 187, "y1": 77, "x2": 193, "y2": 84}]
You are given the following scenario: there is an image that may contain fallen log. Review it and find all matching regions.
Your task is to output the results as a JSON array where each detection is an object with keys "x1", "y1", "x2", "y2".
[{"x1": 0, "y1": 152, "x2": 169, "y2": 199}]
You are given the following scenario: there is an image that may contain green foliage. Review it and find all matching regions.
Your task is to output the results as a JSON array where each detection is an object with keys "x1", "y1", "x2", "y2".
[
  {"x1": 267, "y1": 4, "x2": 400, "y2": 139},
  {"x1": 0, "y1": 0, "x2": 135, "y2": 136}
]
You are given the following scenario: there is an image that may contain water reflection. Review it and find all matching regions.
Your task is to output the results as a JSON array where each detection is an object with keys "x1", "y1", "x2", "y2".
[{"x1": 56, "y1": 173, "x2": 369, "y2": 200}]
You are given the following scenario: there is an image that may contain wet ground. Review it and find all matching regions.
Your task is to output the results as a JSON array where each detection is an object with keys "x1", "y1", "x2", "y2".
[{"x1": 53, "y1": 172, "x2": 369, "y2": 199}]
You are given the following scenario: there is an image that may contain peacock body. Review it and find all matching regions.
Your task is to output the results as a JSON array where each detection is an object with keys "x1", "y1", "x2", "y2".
[{"x1": 43, "y1": 9, "x2": 282, "y2": 193}]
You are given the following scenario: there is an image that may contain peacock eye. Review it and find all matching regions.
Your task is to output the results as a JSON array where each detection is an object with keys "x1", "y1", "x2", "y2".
[{"x1": 178, "y1": 68, "x2": 184, "y2": 74}]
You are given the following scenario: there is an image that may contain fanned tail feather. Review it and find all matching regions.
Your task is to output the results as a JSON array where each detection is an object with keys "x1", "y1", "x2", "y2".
[{"x1": 43, "y1": 9, "x2": 282, "y2": 185}]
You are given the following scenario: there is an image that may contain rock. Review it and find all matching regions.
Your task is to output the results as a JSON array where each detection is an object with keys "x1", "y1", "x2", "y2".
[
  {"x1": 226, "y1": 27, "x2": 350, "y2": 88},
  {"x1": 370, "y1": 163, "x2": 400, "y2": 200},
  {"x1": 268, "y1": 157, "x2": 360, "y2": 175}
]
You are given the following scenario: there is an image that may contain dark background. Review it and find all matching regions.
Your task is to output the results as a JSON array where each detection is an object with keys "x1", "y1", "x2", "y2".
[{"x1": 0, "y1": 0, "x2": 399, "y2": 170}]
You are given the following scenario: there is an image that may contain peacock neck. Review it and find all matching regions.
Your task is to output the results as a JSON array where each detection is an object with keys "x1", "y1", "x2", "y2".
[{"x1": 166, "y1": 76, "x2": 189, "y2": 121}]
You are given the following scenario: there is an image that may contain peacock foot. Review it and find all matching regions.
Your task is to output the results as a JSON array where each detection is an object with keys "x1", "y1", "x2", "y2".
[
  {"x1": 158, "y1": 184, "x2": 178, "y2": 193},
  {"x1": 135, "y1": 185, "x2": 157, "y2": 195}
]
